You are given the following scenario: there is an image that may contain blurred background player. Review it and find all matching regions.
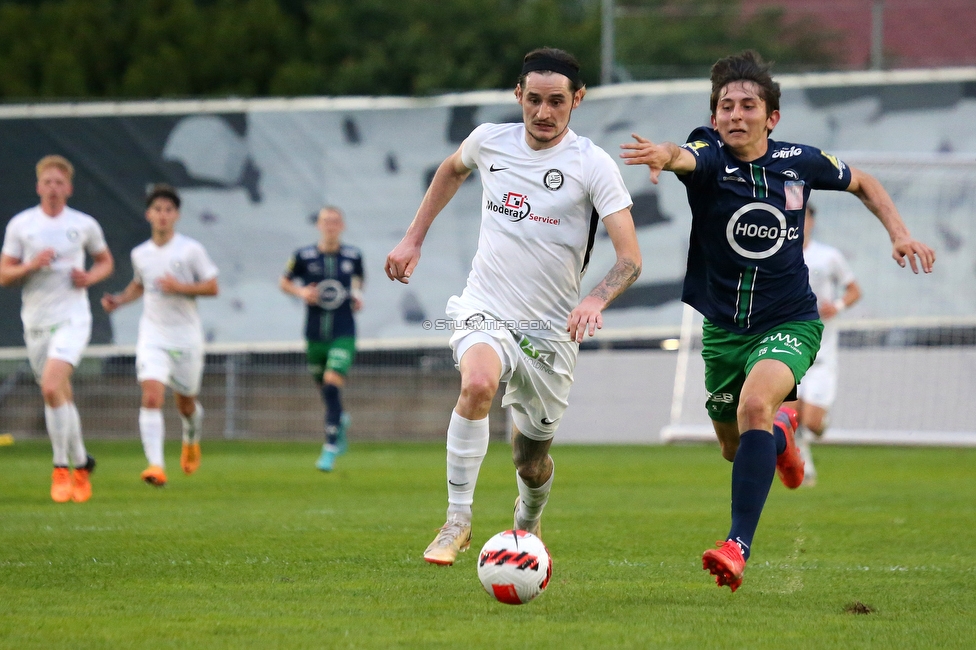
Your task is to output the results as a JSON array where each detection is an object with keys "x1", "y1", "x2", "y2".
[
  {"x1": 386, "y1": 47, "x2": 641, "y2": 566},
  {"x1": 280, "y1": 206, "x2": 364, "y2": 472},
  {"x1": 622, "y1": 50, "x2": 934, "y2": 591},
  {"x1": 0, "y1": 155, "x2": 114, "y2": 503},
  {"x1": 792, "y1": 203, "x2": 861, "y2": 486},
  {"x1": 101, "y1": 184, "x2": 219, "y2": 487}
]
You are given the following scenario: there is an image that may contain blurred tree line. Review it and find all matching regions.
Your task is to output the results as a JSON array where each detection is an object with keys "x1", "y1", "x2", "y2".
[{"x1": 0, "y1": 0, "x2": 838, "y2": 100}]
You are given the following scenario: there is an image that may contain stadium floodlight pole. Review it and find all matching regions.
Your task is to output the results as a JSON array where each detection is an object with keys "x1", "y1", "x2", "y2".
[
  {"x1": 871, "y1": 0, "x2": 885, "y2": 70},
  {"x1": 601, "y1": 0, "x2": 615, "y2": 85}
]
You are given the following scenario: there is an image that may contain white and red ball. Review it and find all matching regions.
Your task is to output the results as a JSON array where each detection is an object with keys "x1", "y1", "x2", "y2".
[{"x1": 477, "y1": 530, "x2": 552, "y2": 604}]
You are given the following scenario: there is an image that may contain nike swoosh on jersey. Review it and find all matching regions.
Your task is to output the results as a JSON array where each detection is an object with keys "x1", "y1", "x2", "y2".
[
  {"x1": 725, "y1": 165, "x2": 739, "y2": 173},
  {"x1": 771, "y1": 347, "x2": 799, "y2": 355},
  {"x1": 489, "y1": 164, "x2": 509, "y2": 172}
]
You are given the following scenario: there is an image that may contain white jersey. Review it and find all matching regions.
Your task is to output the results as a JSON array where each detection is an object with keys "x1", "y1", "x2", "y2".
[
  {"x1": 1, "y1": 205, "x2": 107, "y2": 328},
  {"x1": 804, "y1": 239, "x2": 856, "y2": 364},
  {"x1": 457, "y1": 123, "x2": 633, "y2": 341},
  {"x1": 131, "y1": 233, "x2": 219, "y2": 349}
]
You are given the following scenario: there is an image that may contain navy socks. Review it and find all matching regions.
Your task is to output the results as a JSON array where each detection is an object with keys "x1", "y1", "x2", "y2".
[
  {"x1": 321, "y1": 383, "x2": 342, "y2": 444},
  {"x1": 773, "y1": 424, "x2": 787, "y2": 456},
  {"x1": 727, "y1": 430, "x2": 777, "y2": 561}
]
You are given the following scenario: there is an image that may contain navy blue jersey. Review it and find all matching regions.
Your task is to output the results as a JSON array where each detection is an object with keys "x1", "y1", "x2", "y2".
[
  {"x1": 284, "y1": 244, "x2": 364, "y2": 342},
  {"x1": 677, "y1": 127, "x2": 852, "y2": 334}
]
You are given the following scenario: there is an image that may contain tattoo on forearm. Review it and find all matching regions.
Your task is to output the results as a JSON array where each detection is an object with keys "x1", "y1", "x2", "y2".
[{"x1": 588, "y1": 259, "x2": 641, "y2": 304}]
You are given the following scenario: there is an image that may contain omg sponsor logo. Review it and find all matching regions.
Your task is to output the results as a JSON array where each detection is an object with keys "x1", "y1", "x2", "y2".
[{"x1": 725, "y1": 202, "x2": 799, "y2": 260}]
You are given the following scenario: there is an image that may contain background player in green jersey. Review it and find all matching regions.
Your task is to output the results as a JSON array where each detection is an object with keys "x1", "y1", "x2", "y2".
[
  {"x1": 622, "y1": 50, "x2": 935, "y2": 592},
  {"x1": 280, "y1": 207, "x2": 364, "y2": 472}
]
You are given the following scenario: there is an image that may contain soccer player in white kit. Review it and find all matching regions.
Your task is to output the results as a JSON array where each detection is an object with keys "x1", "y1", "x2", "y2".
[
  {"x1": 101, "y1": 184, "x2": 219, "y2": 487},
  {"x1": 386, "y1": 48, "x2": 642, "y2": 565},
  {"x1": 0, "y1": 155, "x2": 114, "y2": 503},
  {"x1": 793, "y1": 204, "x2": 861, "y2": 486}
]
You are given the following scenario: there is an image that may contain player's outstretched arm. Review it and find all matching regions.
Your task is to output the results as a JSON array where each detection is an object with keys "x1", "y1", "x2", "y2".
[
  {"x1": 847, "y1": 167, "x2": 936, "y2": 274},
  {"x1": 101, "y1": 279, "x2": 144, "y2": 313},
  {"x1": 567, "y1": 208, "x2": 642, "y2": 343},
  {"x1": 386, "y1": 146, "x2": 472, "y2": 284},
  {"x1": 620, "y1": 134, "x2": 697, "y2": 184}
]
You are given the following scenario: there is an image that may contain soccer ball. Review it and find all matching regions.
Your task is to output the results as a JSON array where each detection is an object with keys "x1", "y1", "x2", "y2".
[{"x1": 477, "y1": 530, "x2": 552, "y2": 605}]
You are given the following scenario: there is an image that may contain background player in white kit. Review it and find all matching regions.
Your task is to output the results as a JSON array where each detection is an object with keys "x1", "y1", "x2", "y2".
[
  {"x1": 102, "y1": 184, "x2": 219, "y2": 487},
  {"x1": 386, "y1": 48, "x2": 642, "y2": 565},
  {"x1": 792, "y1": 204, "x2": 861, "y2": 486},
  {"x1": 0, "y1": 155, "x2": 114, "y2": 503}
]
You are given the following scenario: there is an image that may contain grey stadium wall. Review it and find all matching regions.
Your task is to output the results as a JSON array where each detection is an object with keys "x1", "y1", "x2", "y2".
[
  {"x1": 3, "y1": 69, "x2": 976, "y2": 444},
  {"x1": 2, "y1": 68, "x2": 976, "y2": 348}
]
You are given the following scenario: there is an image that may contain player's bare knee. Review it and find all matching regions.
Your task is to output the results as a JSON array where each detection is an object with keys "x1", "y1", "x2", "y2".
[
  {"x1": 737, "y1": 394, "x2": 774, "y2": 430},
  {"x1": 459, "y1": 373, "x2": 498, "y2": 412},
  {"x1": 40, "y1": 381, "x2": 63, "y2": 406},
  {"x1": 323, "y1": 370, "x2": 345, "y2": 388},
  {"x1": 174, "y1": 394, "x2": 196, "y2": 417},
  {"x1": 141, "y1": 394, "x2": 164, "y2": 409},
  {"x1": 513, "y1": 454, "x2": 551, "y2": 487}
]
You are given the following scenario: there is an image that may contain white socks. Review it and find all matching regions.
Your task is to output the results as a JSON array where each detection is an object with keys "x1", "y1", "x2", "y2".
[
  {"x1": 44, "y1": 403, "x2": 71, "y2": 467},
  {"x1": 516, "y1": 461, "x2": 554, "y2": 529},
  {"x1": 445, "y1": 410, "x2": 490, "y2": 522},
  {"x1": 66, "y1": 402, "x2": 87, "y2": 467},
  {"x1": 46, "y1": 403, "x2": 88, "y2": 467},
  {"x1": 796, "y1": 424, "x2": 817, "y2": 480},
  {"x1": 139, "y1": 408, "x2": 165, "y2": 468},
  {"x1": 180, "y1": 401, "x2": 203, "y2": 444}
]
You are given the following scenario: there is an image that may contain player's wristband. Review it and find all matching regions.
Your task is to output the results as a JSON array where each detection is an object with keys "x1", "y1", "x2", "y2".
[{"x1": 833, "y1": 299, "x2": 846, "y2": 313}]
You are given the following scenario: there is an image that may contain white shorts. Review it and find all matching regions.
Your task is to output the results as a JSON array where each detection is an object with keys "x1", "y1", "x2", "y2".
[
  {"x1": 24, "y1": 316, "x2": 92, "y2": 381},
  {"x1": 796, "y1": 357, "x2": 837, "y2": 409},
  {"x1": 136, "y1": 343, "x2": 205, "y2": 396},
  {"x1": 448, "y1": 305, "x2": 577, "y2": 442}
]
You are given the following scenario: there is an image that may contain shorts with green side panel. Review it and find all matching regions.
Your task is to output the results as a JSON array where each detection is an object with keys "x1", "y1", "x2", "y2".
[
  {"x1": 307, "y1": 336, "x2": 356, "y2": 379},
  {"x1": 701, "y1": 318, "x2": 823, "y2": 423}
]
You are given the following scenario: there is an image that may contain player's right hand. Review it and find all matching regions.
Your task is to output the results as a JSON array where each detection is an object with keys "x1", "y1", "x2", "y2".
[
  {"x1": 385, "y1": 241, "x2": 421, "y2": 284},
  {"x1": 620, "y1": 134, "x2": 668, "y2": 184},
  {"x1": 31, "y1": 248, "x2": 56, "y2": 270},
  {"x1": 101, "y1": 292, "x2": 119, "y2": 313},
  {"x1": 301, "y1": 283, "x2": 320, "y2": 305}
]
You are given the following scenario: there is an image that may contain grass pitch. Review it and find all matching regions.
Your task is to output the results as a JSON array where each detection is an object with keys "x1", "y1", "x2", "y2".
[{"x1": 1, "y1": 439, "x2": 974, "y2": 649}]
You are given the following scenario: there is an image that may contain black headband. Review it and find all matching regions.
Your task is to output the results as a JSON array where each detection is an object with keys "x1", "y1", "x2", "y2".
[{"x1": 520, "y1": 56, "x2": 581, "y2": 86}]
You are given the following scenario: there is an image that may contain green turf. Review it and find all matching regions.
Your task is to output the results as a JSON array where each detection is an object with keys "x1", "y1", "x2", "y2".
[{"x1": 1, "y1": 439, "x2": 974, "y2": 649}]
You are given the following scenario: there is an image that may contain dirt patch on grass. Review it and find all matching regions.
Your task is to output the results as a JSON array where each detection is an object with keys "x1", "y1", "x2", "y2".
[{"x1": 845, "y1": 601, "x2": 875, "y2": 614}]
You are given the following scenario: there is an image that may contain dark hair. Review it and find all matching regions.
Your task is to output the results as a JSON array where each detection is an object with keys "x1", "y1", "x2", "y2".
[
  {"x1": 709, "y1": 50, "x2": 781, "y2": 117},
  {"x1": 518, "y1": 47, "x2": 584, "y2": 93},
  {"x1": 146, "y1": 183, "x2": 180, "y2": 209}
]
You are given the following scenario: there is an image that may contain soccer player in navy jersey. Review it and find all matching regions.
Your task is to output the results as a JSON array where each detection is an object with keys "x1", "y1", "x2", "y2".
[
  {"x1": 621, "y1": 50, "x2": 935, "y2": 592},
  {"x1": 280, "y1": 207, "x2": 364, "y2": 472}
]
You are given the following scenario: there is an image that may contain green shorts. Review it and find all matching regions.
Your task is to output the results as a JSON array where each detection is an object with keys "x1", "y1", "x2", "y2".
[
  {"x1": 701, "y1": 318, "x2": 823, "y2": 423},
  {"x1": 307, "y1": 337, "x2": 356, "y2": 379}
]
